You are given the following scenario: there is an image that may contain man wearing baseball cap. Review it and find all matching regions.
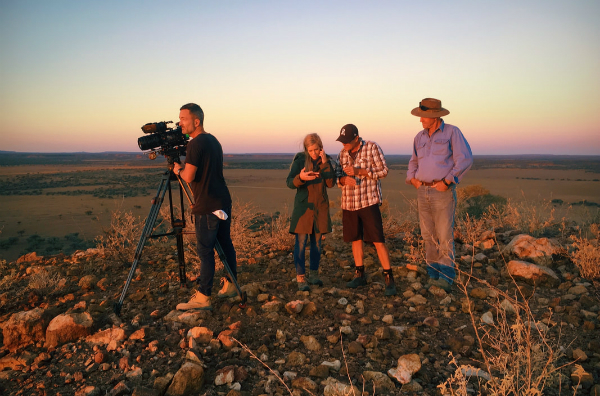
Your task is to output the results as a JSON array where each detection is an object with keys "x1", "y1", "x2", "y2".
[
  {"x1": 407, "y1": 98, "x2": 473, "y2": 291},
  {"x1": 336, "y1": 124, "x2": 396, "y2": 296}
]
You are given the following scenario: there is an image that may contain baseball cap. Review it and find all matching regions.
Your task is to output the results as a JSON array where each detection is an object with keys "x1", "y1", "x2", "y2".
[{"x1": 336, "y1": 124, "x2": 359, "y2": 144}]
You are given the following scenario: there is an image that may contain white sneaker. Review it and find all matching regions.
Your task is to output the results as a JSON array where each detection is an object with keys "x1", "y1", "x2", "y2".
[{"x1": 176, "y1": 291, "x2": 212, "y2": 310}]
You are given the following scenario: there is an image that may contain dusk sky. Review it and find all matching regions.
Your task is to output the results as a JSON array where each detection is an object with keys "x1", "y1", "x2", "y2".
[{"x1": 1, "y1": 1, "x2": 599, "y2": 155}]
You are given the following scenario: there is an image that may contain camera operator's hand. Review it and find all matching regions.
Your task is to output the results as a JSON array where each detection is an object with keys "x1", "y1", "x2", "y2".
[
  {"x1": 173, "y1": 162, "x2": 197, "y2": 183},
  {"x1": 173, "y1": 162, "x2": 184, "y2": 175}
]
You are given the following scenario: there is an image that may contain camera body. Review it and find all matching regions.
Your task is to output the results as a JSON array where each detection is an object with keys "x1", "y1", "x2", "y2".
[{"x1": 138, "y1": 121, "x2": 189, "y2": 164}]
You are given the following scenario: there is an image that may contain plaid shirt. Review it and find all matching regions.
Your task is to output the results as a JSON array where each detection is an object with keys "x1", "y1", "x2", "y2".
[{"x1": 336, "y1": 138, "x2": 388, "y2": 211}]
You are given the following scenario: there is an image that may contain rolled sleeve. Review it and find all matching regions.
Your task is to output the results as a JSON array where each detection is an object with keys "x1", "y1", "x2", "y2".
[
  {"x1": 446, "y1": 129, "x2": 473, "y2": 183},
  {"x1": 365, "y1": 143, "x2": 388, "y2": 180},
  {"x1": 406, "y1": 142, "x2": 419, "y2": 183}
]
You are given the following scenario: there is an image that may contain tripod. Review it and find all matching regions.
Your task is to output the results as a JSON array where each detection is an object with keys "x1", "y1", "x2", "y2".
[
  {"x1": 114, "y1": 167, "x2": 190, "y2": 315},
  {"x1": 114, "y1": 165, "x2": 247, "y2": 316}
]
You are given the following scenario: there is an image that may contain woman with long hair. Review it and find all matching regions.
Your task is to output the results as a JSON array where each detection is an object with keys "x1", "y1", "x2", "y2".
[{"x1": 286, "y1": 133, "x2": 336, "y2": 290}]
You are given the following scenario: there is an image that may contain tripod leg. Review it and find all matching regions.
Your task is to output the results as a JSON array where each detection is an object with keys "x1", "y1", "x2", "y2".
[
  {"x1": 114, "y1": 172, "x2": 170, "y2": 316},
  {"x1": 175, "y1": 230, "x2": 187, "y2": 287},
  {"x1": 215, "y1": 241, "x2": 247, "y2": 308}
]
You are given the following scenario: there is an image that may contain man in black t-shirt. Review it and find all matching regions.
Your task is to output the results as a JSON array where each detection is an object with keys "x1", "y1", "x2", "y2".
[{"x1": 173, "y1": 103, "x2": 238, "y2": 310}]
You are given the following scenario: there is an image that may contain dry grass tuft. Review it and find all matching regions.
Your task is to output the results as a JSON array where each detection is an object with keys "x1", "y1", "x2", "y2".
[
  {"x1": 230, "y1": 200, "x2": 264, "y2": 258},
  {"x1": 96, "y1": 209, "x2": 143, "y2": 264},
  {"x1": 27, "y1": 268, "x2": 61, "y2": 293},
  {"x1": 440, "y1": 279, "x2": 567, "y2": 396},
  {"x1": 569, "y1": 224, "x2": 600, "y2": 280},
  {"x1": 441, "y1": 202, "x2": 574, "y2": 396},
  {"x1": 261, "y1": 205, "x2": 293, "y2": 252},
  {"x1": 0, "y1": 259, "x2": 18, "y2": 295}
]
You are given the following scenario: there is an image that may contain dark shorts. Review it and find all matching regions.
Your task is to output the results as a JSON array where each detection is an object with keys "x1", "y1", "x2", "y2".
[{"x1": 342, "y1": 204, "x2": 385, "y2": 243}]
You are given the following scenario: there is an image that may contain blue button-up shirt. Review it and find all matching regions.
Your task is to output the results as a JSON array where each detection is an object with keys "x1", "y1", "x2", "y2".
[{"x1": 406, "y1": 120, "x2": 473, "y2": 184}]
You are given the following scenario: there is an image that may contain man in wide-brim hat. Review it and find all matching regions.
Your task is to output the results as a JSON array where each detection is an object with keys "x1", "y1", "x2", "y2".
[{"x1": 406, "y1": 98, "x2": 473, "y2": 291}]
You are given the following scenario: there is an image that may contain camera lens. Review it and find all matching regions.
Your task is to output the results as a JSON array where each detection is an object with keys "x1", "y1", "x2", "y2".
[{"x1": 138, "y1": 133, "x2": 162, "y2": 151}]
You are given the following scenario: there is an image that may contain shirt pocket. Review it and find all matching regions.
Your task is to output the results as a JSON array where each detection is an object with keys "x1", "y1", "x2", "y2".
[
  {"x1": 416, "y1": 142, "x2": 427, "y2": 158},
  {"x1": 432, "y1": 139, "x2": 450, "y2": 156}
]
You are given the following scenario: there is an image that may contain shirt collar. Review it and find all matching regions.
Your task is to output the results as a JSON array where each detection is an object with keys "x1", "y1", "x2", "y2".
[
  {"x1": 420, "y1": 118, "x2": 445, "y2": 137},
  {"x1": 344, "y1": 137, "x2": 364, "y2": 154}
]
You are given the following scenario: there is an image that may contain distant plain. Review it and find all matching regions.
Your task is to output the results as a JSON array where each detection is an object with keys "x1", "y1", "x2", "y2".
[{"x1": 1, "y1": 152, "x2": 599, "y2": 262}]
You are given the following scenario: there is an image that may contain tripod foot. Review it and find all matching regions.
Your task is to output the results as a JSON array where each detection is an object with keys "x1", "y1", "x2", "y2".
[
  {"x1": 114, "y1": 302, "x2": 123, "y2": 316},
  {"x1": 238, "y1": 291, "x2": 248, "y2": 309}
]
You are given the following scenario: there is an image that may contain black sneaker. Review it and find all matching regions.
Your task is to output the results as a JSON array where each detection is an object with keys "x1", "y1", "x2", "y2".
[
  {"x1": 384, "y1": 272, "x2": 397, "y2": 296},
  {"x1": 308, "y1": 272, "x2": 323, "y2": 286},
  {"x1": 297, "y1": 274, "x2": 310, "y2": 291},
  {"x1": 346, "y1": 271, "x2": 367, "y2": 288}
]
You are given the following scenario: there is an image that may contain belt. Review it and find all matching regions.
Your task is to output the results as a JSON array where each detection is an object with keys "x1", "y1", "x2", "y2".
[{"x1": 419, "y1": 180, "x2": 439, "y2": 186}]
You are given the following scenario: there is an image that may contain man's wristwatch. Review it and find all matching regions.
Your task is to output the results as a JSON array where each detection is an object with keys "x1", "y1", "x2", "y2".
[{"x1": 442, "y1": 179, "x2": 451, "y2": 187}]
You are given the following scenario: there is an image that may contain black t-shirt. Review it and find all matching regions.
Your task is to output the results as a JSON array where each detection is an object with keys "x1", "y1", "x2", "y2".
[{"x1": 184, "y1": 133, "x2": 232, "y2": 215}]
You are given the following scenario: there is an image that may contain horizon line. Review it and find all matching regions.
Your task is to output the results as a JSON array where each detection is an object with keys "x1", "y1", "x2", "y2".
[{"x1": 1, "y1": 150, "x2": 600, "y2": 157}]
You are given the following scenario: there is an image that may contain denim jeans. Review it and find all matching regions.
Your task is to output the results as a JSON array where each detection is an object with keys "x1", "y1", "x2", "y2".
[
  {"x1": 417, "y1": 186, "x2": 457, "y2": 283},
  {"x1": 293, "y1": 233, "x2": 322, "y2": 275},
  {"x1": 194, "y1": 206, "x2": 236, "y2": 296}
]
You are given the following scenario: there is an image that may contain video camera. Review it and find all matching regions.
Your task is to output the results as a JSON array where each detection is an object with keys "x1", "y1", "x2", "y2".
[{"x1": 138, "y1": 121, "x2": 189, "y2": 164}]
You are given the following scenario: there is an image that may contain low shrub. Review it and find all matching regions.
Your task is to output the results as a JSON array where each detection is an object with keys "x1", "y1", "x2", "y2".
[{"x1": 569, "y1": 224, "x2": 600, "y2": 280}]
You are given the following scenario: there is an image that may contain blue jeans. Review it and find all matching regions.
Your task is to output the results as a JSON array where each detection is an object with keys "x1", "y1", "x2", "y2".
[
  {"x1": 194, "y1": 206, "x2": 237, "y2": 296},
  {"x1": 417, "y1": 186, "x2": 456, "y2": 283},
  {"x1": 293, "y1": 233, "x2": 322, "y2": 275}
]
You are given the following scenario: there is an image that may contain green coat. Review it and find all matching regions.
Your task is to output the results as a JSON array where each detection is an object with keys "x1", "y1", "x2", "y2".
[{"x1": 286, "y1": 152, "x2": 336, "y2": 235}]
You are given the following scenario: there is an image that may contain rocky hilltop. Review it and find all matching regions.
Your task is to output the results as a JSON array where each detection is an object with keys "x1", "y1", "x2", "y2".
[{"x1": 0, "y1": 227, "x2": 599, "y2": 396}]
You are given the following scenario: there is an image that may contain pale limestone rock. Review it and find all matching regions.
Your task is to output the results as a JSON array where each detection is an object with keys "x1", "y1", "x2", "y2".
[
  {"x1": 285, "y1": 300, "x2": 304, "y2": 314},
  {"x1": 292, "y1": 376, "x2": 317, "y2": 392},
  {"x1": 165, "y1": 362, "x2": 204, "y2": 396},
  {"x1": 300, "y1": 335, "x2": 322, "y2": 351},
  {"x1": 507, "y1": 260, "x2": 559, "y2": 286},
  {"x1": 388, "y1": 326, "x2": 407, "y2": 338},
  {"x1": 481, "y1": 312, "x2": 494, "y2": 325},
  {"x1": 322, "y1": 377, "x2": 359, "y2": 396},
  {"x1": 503, "y1": 234, "x2": 559, "y2": 265},
  {"x1": 261, "y1": 300, "x2": 283, "y2": 312},
  {"x1": 388, "y1": 354, "x2": 422, "y2": 384},
  {"x1": 568, "y1": 285, "x2": 587, "y2": 295},
  {"x1": 363, "y1": 371, "x2": 396, "y2": 392},
  {"x1": 215, "y1": 366, "x2": 235, "y2": 385},
  {"x1": 86, "y1": 327, "x2": 127, "y2": 347},
  {"x1": 286, "y1": 351, "x2": 307, "y2": 367},
  {"x1": 408, "y1": 294, "x2": 428, "y2": 305},
  {"x1": 321, "y1": 360, "x2": 341, "y2": 372},
  {"x1": 241, "y1": 282, "x2": 261, "y2": 297},
  {"x1": 499, "y1": 299, "x2": 516, "y2": 314},
  {"x1": 187, "y1": 327, "x2": 213, "y2": 344}
]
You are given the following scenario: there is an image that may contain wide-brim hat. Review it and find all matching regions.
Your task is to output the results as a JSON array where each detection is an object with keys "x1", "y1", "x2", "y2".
[{"x1": 411, "y1": 98, "x2": 449, "y2": 118}]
